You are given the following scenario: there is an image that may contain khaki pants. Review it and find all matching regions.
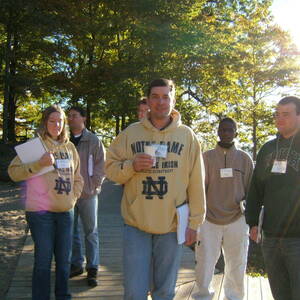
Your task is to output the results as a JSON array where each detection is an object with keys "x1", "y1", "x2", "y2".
[{"x1": 193, "y1": 216, "x2": 249, "y2": 300}]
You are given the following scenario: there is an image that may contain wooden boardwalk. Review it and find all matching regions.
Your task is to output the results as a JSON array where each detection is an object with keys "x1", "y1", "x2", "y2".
[{"x1": 5, "y1": 180, "x2": 274, "y2": 300}]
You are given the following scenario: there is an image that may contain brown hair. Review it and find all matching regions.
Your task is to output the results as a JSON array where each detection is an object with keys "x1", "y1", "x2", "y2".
[
  {"x1": 68, "y1": 106, "x2": 86, "y2": 117},
  {"x1": 138, "y1": 97, "x2": 147, "y2": 107},
  {"x1": 37, "y1": 105, "x2": 69, "y2": 143},
  {"x1": 278, "y1": 96, "x2": 300, "y2": 115},
  {"x1": 146, "y1": 78, "x2": 175, "y2": 99}
]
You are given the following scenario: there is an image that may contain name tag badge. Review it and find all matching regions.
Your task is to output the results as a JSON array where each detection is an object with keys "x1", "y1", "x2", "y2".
[
  {"x1": 220, "y1": 168, "x2": 233, "y2": 178},
  {"x1": 154, "y1": 144, "x2": 168, "y2": 158},
  {"x1": 56, "y1": 159, "x2": 71, "y2": 169},
  {"x1": 271, "y1": 160, "x2": 287, "y2": 174}
]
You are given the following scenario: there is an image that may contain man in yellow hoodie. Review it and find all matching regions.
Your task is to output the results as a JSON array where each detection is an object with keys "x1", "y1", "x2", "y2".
[{"x1": 105, "y1": 78, "x2": 206, "y2": 300}]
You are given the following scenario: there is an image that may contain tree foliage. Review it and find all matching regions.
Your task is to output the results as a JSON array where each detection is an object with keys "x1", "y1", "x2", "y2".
[{"x1": 0, "y1": 0, "x2": 299, "y2": 157}]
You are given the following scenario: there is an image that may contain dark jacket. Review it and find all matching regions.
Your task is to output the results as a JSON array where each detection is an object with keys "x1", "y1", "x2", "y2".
[{"x1": 246, "y1": 131, "x2": 300, "y2": 237}]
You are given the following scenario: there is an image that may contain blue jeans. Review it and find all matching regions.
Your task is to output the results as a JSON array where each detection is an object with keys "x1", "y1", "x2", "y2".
[
  {"x1": 123, "y1": 224, "x2": 183, "y2": 300},
  {"x1": 71, "y1": 194, "x2": 99, "y2": 269},
  {"x1": 262, "y1": 236, "x2": 300, "y2": 300},
  {"x1": 26, "y1": 210, "x2": 73, "y2": 300}
]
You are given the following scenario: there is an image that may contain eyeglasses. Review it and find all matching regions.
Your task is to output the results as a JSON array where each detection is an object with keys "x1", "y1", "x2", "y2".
[
  {"x1": 149, "y1": 94, "x2": 171, "y2": 101},
  {"x1": 68, "y1": 113, "x2": 81, "y2": 119},
  {"x1": 273, "y1": 112, "x2": 296, "y2": 119}
]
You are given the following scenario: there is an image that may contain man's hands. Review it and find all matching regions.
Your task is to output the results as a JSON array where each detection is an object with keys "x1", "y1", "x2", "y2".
[
  {"x1": 185, "y1": 228, "x2": 197, "y2": 246},
  {"x1": 250, "y1": 226, "x2": 258, "y2": 242},
  {"x1": 39, "y1": 152, "x2": 55, "y2": 167},
  {"x1": 133, "y1": 154, "x2": 154, "y2": 172}
]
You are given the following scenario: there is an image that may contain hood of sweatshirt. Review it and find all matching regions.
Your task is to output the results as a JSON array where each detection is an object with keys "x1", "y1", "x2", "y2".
[
  {"x1": 105, "y1": 108, "x2": 206, "y2": 234},
  {"x1": 140, "y1": 109, "x2": 182, "y2": 133},
  {"x1": 44, "y1": 136, "x2": 69, "y2": 149},
  {"x1": 8, "y1": 136, "x2": 83, "y2": 212}
]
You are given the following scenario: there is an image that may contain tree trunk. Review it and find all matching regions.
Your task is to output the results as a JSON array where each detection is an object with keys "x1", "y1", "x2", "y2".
[
  {"x1": 3, "y1": 20, "x2": 16, "y2": 143},
  {"x1": 86, "y1": 97, "x2": 91, "y2": 130},
  {"x1": 252, "y1": 113, "x2": 257, "y2": 161},
  {"x1": 115, "y1": 115, "x2": 120, "y2": 136},
  {"x1": 121, "y1": 113, "x2": 126, "y2": 131}
]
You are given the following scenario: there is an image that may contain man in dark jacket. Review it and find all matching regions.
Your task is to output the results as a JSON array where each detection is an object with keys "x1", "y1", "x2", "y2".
[{"x1": 246, "y1": 96, "x2": 300, "y2": 300}]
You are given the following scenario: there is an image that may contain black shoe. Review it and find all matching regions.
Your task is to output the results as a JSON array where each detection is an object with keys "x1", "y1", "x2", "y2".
[
  {"x1": 87, "y1": 268, "x2": 98, "y2": 287},
  {"x1": 69, "y1": 264, "x2": 84, "y2": 278}
]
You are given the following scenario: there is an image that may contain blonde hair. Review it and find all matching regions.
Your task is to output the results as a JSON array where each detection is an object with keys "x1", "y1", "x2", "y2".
[{"x1": 37, "y1": 105, "x2": 69, "y2": 143}]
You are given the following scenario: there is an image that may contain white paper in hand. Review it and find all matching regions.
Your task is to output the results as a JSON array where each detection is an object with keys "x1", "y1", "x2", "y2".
[
  {"x1": 88, "y1": 154, "x2": 94, "y2": 176},
  {"x1": 176, "y1": 203, "x2": 189, "y2": 245},
  {"x1": 15, "y1": 137, "x2": 54, "y2": 177}
]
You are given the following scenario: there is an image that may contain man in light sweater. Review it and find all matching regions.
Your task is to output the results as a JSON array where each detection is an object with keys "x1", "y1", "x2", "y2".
[{"x1": 194, "y1": 118, "x2": 253, "y2": 300}]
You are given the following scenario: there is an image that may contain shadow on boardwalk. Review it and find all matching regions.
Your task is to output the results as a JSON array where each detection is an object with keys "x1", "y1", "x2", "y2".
[{"x1": 5, "y1": 180, "x2": 273, "y2": 300}]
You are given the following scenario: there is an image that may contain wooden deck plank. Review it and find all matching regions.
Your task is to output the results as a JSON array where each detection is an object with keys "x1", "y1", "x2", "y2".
[
  {"x1": 174, "y1": 281, "x2": 195, "y2": 299},
  {"x1": 175, "y1": 273, "x2": 224, "y2": 300},
  {"x1": 247, "y1": 276, "x2": 262, "y2": 300},
  {"x1": 260, "y1": 276, "x2": 274, "y2": 300}
]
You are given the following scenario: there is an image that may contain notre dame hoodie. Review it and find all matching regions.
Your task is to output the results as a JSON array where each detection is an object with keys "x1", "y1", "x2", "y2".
[
  {"x1": 105, "y1": 109, "x2": 206, "y2": 234},
  {"x1": 8, "y1": 136, "x2": 83, "y2": 212}
]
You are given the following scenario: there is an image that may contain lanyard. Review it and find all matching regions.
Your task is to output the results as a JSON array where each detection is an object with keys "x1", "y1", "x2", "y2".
[{"x1": 275, "y1": 134, "x2": 295, "y2": 162}]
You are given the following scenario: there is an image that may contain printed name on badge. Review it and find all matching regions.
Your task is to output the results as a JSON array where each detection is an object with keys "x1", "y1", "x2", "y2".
[
  {"x1": 271, "y1": 160, "x2": 287, "y2": 174},
  {"x1": 56, "y1": 159, "x2": 71, "y2": 169},
  {"x1": 154, "y1": 144, "x2": 168, "y2": 158},
  {"x1": 220, "y1": 168, "x2": 233, "y2": 178}
]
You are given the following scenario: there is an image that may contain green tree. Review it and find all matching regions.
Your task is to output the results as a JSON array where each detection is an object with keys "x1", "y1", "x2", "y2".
[
  {"x1": 1, "y1": 0, "x2": 299, "y2": 152},
  {"x1": 176, "y1": 0, "x2": 300, "y2": 157},
  {"x1": 0, "y1": 0, "x2": 73, "y2": 142},
  {"x1": 232, "y1": 12, "x2": 300, "y2": 158}
]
